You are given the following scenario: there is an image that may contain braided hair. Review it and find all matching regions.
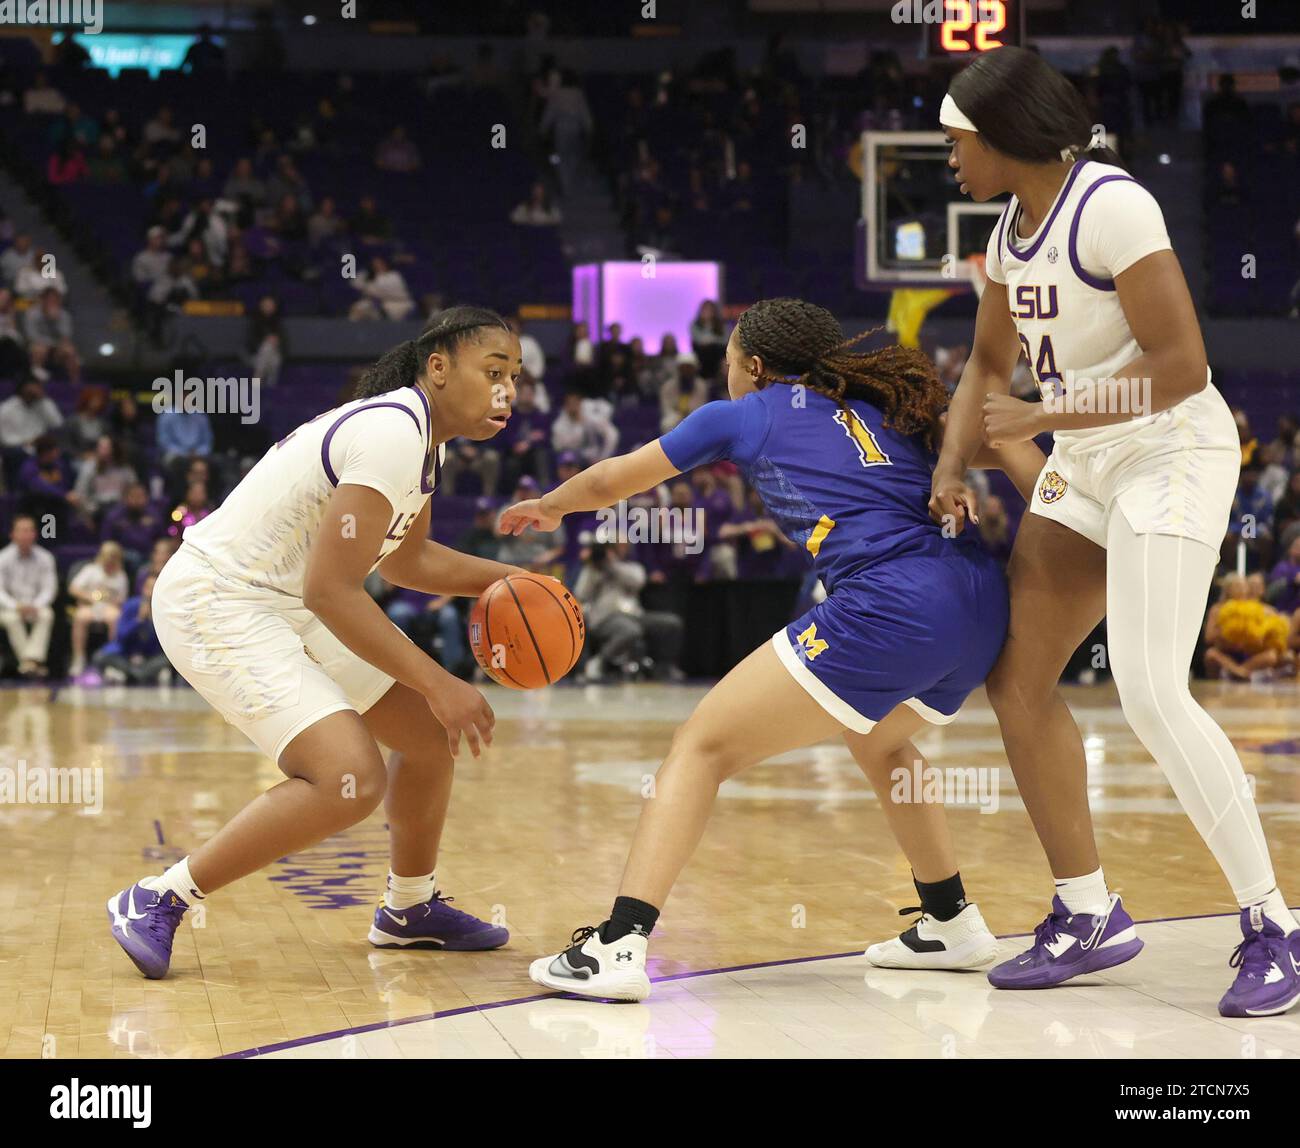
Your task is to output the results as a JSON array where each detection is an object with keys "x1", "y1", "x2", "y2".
[
  {"x1": 353, "y1": 305, "x2": 511, "y2": 399},
  {"x1": 735, "y1": 298, "x2": 948, "y2": 451}
]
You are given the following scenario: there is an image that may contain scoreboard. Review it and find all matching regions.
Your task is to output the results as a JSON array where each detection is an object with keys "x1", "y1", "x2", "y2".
[{"x1": 924, "y1": 0, "x2": 1022, "y2": 56}]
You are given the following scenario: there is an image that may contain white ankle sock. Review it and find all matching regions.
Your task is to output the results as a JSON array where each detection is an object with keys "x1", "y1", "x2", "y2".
[
  {"x1": 1246, "y1": 888, "x2": 1299, "y2": 934},
  {"x1": 1054, "y1": 868, "x2": 1111, "y2": 916},
  {"x1": 386, "y1": 870, "x2": 435, "y2": 910},
  {"x1": 144, "y1": 856, "x2": 206, "y2": 905}
]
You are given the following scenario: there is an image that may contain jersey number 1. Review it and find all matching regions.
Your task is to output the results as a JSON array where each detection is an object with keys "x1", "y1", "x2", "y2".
[
  {"x1": 833, "y1": 408, "x2": 891, "y2": 468},
  {"x1": 805, "y1": 409, "x2": 891, "y2": 560}
]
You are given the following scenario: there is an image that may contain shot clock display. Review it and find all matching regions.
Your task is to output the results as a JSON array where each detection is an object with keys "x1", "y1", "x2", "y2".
[{"x1": 924, "y1": 0, "x2": 1021, "y2": 56}]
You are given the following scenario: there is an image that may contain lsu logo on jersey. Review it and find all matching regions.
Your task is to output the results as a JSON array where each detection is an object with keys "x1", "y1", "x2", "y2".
[
  {"x1": 832, "y1": 408, "x2": 891, "y2": 468},
  {"x1": 796, "y1": 623, "x2": 829, "y2": 661},
  {"x1": 1038, "y1": 470, "x2": 1068, "y2": 504},
  {"x1": 1012, "y1": 284, "x2": 1060, "y2": 321},
  {"x1": 385, "y1": 511, "x2": 419, "y2": 543}
]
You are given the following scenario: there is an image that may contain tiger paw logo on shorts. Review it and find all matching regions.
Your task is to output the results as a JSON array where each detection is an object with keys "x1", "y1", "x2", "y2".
[{"x1": 1038, "y1": 470, "x2": 1068, "y2": 504}]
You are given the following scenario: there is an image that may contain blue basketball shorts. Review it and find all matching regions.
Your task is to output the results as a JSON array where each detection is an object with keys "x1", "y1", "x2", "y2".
[{"x1": 771, "y1": 547, "x2": 1009, "y2": 733}]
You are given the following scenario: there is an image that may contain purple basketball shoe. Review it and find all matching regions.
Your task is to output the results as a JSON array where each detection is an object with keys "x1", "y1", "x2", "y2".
[
  {"x1": 988, "y1": 893, "x2": 1144, "y2": 989},
  {"x1": 368, "y1": 891, "x2": 508, "y2": 951},
  {"x1": 1218, "y1": 907, "x2": 1300, "y2": 1018},
  {"x1": 107, "y1": 882, "x2": 190, "y2": 979}
]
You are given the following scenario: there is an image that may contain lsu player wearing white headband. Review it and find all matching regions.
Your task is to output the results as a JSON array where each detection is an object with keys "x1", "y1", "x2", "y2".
[{"x1": 869, "y1": 46, "x2": 1298, "y2": 1019}]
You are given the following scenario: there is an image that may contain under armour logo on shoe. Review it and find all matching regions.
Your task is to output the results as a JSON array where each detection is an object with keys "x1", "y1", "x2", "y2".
[{"x1": 616, "y1": 951, "x2": 632, "y2": 962}]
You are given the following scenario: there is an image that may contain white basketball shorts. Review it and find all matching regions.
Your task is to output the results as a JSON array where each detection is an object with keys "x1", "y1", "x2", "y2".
[
  {"x1": 152, "y1": 543, "x2": 397, "y2": 761},
  {"x1": 1028, "y1": 383, "x2": 1240, "y2": 551}
]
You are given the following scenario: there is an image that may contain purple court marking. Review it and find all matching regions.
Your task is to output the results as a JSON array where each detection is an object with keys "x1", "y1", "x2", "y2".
[
  {"x1": 1246, "y1": 738, "x2": 1300, "y2": 755},
  {"x1": 217, "y1": 949, "x2": 863, "y2": 1060},
  {"x1": 218, "y1": 904, "x2": 1295, "y2": 1059},
  {"x1": 219, "y1": 991, "x2": 556, "y2": 1059}
]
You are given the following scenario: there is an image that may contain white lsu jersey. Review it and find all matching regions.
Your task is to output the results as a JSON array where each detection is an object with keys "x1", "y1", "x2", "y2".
[
  {"x1": 986, "y1": 158, "x2": 1218, "y2": 454},
  {"x1": 183, "y1": 385, "x2": 443, "y2": 599}
]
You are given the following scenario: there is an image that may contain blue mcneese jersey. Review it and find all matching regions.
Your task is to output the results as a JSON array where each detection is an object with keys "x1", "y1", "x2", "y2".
[{"x1": 660, "y1": 387, "x2": 981, "y2": 592}]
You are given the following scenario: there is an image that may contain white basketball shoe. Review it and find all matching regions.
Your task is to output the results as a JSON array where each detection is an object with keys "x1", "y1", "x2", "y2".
[
  {"x1": 865, "y1": 903, "x2": 1000, "y2": 970},
  {"x1": 529, "y1": 924, "x2": 652, "y2": 1002}
]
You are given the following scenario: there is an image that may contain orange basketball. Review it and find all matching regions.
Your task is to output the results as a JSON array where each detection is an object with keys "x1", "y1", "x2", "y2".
[{"x1": 468, "y1": 573, "x2": 585, "y2": 689}]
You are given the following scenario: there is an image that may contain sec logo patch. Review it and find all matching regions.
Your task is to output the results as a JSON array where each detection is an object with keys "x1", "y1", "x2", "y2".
[{"x1": 1038, "y1": 470, "x2": 1068, "y2": 504}]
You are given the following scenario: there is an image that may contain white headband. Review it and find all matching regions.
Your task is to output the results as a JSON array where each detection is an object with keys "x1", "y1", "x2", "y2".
[
  {"x1": 942, "y1": 92, "x2": 1101, "y2": 162},
  {"x1": 940, "y1": 93, "x2": 978, "y2": 133}
]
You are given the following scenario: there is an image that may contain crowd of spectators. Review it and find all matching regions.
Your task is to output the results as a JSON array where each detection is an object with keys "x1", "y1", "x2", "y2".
[
  {"x1": 0, "y1": 365, "x2": 214, "y2": 680},
  {"x1": 1197, "y1": 410, "x2": 1300, "y2": 682},
  {"x1": 11, "y1": 58, "x2": 558, "y2": 332},
  {"x1": 0, "y1": 222, "x2": 83, "y2": 384}
]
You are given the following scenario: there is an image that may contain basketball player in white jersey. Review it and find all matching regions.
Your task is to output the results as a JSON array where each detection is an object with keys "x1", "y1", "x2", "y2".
[
  {"x1": 108, "y1": 307, "x2": 525, "y2": 978},
  {"x1": 868, "y1": 47, "x2": 1297, "y2": 1018}
]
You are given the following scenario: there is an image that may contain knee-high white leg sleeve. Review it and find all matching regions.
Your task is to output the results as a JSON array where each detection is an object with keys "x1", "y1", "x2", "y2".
[{"x1": 1105, "y1": 507, "x2": 1278, "y2": 904}]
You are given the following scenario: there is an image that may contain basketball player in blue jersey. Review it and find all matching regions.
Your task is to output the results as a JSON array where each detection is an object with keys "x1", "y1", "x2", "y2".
[
  {"x1": 499, "y1": 297, "x2": 1012, "y2": 1001},
  {"x1": 919, "y1": 46, "x2": 1297, "y2": 1018}
]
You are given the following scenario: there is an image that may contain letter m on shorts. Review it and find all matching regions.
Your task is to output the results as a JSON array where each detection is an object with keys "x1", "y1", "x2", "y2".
[{"x1": 797, "y1": 623, "x2": 829, "y2": 661}]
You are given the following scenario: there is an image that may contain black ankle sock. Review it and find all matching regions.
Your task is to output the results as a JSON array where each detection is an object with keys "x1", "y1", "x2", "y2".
[
  {"x1": 601, "y1": 896, "x2": 660, "y2": 942},
  {"x1": 913, "y1": 872, "x2": 967, "y2": 923}
]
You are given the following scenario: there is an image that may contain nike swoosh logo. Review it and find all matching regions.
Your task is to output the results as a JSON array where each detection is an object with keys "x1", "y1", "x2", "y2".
[
  {"x1": 1290, "y1": 953, "x2": 1300, "y2": 976},
  {"x1": 126, "y1": 888, "x2": 149, "y2": 921},
  {"x1": 1079, "y1": 911, "x2": 1109, "y2": 952},
  {"x1": 383, "y1": 910, "x2": 407, "y2": 926}
]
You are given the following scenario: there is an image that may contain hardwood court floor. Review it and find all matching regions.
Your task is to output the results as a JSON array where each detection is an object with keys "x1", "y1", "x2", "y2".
[{"x1": 1, "y1": 680, "x2": 1298, "y2": 1059}]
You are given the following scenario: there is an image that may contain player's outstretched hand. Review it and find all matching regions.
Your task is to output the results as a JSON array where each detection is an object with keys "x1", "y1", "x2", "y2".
[
  {"x1": 425, "y1": 676, "x2": 495, "y2": 759},
  {"x1": 497, "y1": 498, "x2": 562, "y2": 536},
  {"x1": 929, "y1": 468, "x2": 979, "y2": 534}
]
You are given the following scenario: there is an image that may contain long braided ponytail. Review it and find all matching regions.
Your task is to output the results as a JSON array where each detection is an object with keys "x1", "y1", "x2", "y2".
[
  {"x1": 735, "y1": 297, "x2": 948, "y2": 452},
  {"x1": 353, "y1": 305, "x2": 511, "y2": 399}
]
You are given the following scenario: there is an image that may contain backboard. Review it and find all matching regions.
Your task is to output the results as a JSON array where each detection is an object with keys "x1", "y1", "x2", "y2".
[{"x1": 858, "y1": 131, "x2": 1005, "y2": 289}]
